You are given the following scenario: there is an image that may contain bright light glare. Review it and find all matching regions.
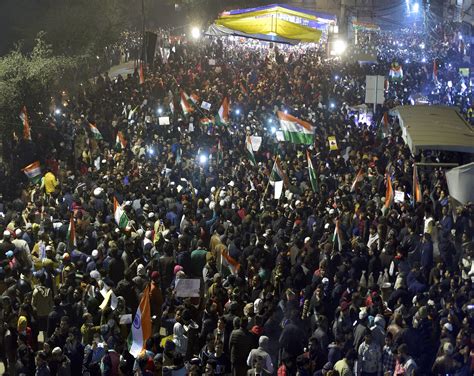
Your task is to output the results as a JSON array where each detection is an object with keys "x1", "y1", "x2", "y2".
[
  {"x1": 199, "y1": 154, "x2": 208, "y2": 164},
  {"x1": 284, "y1": 110, "x2": 288, "y2": 114},
  {"x1": 268, "y1": 118, "x2": 273, "y2": 124},
  {"x1": 459, "y1": 35, "x2": 463, "y2": 40},
  {"x1": 148, "y1": 148, "x2": 154, "y2": 155},
  {"x1": 235, "y1": 109, "x2": 241, "y2": 115},
  {"x1": 271, "y1": 127, "x2": 276, "y2": 134},
  {"x1": 419, "y1": 43, "x2": 425, "y2": 49},
  {"x1": 54, "y1": 109, "x2": 61, "y2": 115},
  {"x1": 330, "y1": 103, "x2": 335, "y2": 109},
  {"x1": 335, "y1": 75, "x2": 339, "y2": 80},
  {"x1": 157, "y1": 107, "x2": 163, "y2": 115},
  {"x1": 405, "y1": 59, "x2": 409, "y2": 64},
  {"x1": 191, "y1": 27, "x2": 201, "y2": 39},
  {"x1": 421, "y1": 57, "x2": 426, "y2": 63},
  {"x1": 333, "y1": 40, "x2": 347, "y2": 55},
  {"x1": 412, "y1": 3, "x2": 419, "y2": 13}
]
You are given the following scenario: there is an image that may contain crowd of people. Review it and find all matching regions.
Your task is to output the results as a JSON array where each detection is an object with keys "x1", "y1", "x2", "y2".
[{"x1": 0, "y1": 21, "x2": 473, "y2": 376}]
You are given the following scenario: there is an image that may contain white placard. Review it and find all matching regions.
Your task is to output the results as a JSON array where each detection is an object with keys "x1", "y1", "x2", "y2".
[
  {"x1": 275, "y1": 131, "x2": 285, "y2": 141},
  {"x1": 175, "y1": 278, "x2": 201, "y2": 297},
  {"x1": 394, "y1": 190, "x2": 405, "y2": 203},
  {"x1": 119, "y1": 314, "x2": 132, "y2": 325},
  {"x1": 188, "y1": 123, "x2": 194, "y2": 132},
  {"x1": 159, "y1": 116, "x2": 170, "y2": 125},
  {"x1": 201, "y1": 101, "x2": 211, "y2": 110},
  {"x1": 209, "y1": 59, "x2": 216, "y2": 66},
  {"x1": 250, "y1": 136, "x2": 262, "y2": 151}
]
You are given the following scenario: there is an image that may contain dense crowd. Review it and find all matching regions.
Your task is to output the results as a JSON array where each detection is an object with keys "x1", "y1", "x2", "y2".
[{"x1": 0, "y1": 23, "x2": 473, "y2": 376}]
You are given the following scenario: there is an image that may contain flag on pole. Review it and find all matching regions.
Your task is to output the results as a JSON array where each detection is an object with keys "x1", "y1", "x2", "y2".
[
  {"x1": 306, "y1": 150, "x2": 319, "y2": 193},
  {"x1": 384, "y1": 173, "x2": 394, "y2": 208},
  {"x1": 273, "y1": 180, "x2": 284, "y2": 200},
  {"x1": 221, "y1": 248, "x2": 240, "y2": 275},
  {"x1": 20, "y1": 106, "x2": 31, "y2": 141},
  {"x1": 67, "y1": 215, "x2": 77, "y2": 249},
  {"x1": 277, "y1": 111, "x2": 314, "y2": 145},
  {"x1": 413, "y1": 164, "x2": 422, "y2": 204},
  {"x1": 190, "y1": 93, "x2": 200, "y2": 104},
  {"x1": 22, "y1": 161, "x2": 42, "y2": 184},
  {"x1": 240, "y1": 81, "x2": 248, "y2": 96},
  {"x1": 332, "y1": 219, "x2": 343, "y2": 251},
  {"x1": 139, "y1": 63, "x2": 145, "y2": 85},
  {"x1": 216, "y1": 139, "x2": 223, "y2": 165},
  {"x1": 245, "y1": 135, "x2": 256, "y2": 166},
  {"x1": 114, "y1": 197, "x2": 130, "y2": 229},
  {"x1": 128, "y1": 284, "x2": 152, "y2": 357},
  {"x1": 169, "y1": 100, "x2": 175, "y2": 114},
  {"x1": 199, "y1": 117, "x2": 214, "y2": 127},
  {"x1": 269, "y1": 156, "x2": 289, "y2": 187},
  {"x1": 180, "y1": 91, "x2": 194, "y2": 115},
  {"x1": 433, "y1": 59, "x2": 438, "y2": 82},
  {"x1": 350, "y1": 169, "x2": 364, "y2": 192},
  {"x1": 89, "y1": 122, "x2": 103, "y2": 140},
  {"x1": 115, "y1": 131, "x2": 127, "y2": 149},
  {"x1": 216, "y1": 97, "x2": 230, "y2": 125}
]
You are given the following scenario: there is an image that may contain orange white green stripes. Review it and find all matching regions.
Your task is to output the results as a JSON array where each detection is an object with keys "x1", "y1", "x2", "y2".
[
  {"x1": 180, "y1": 91, "x2": 194, "y2": 115},
  {"x1": 277, "y1": 111, "x2": 314, "y2": 145},
  {"x1": 89, "y1": 122, "x2": 103, "y2": 140},
  {"x1": 22, "y1": 161, "x2": 42, "y2": 183},
  {"x1": 216, "y1": 97, "x2": 230, "y2": 125},
  {"x1": 114, "y1": 197, "x2": 129, "y2": 229},
  {"x1": 115, "y1": 131, "x2": 127, "y2": 149},
  {"x1": 128, "y1": 284, "x2": 152, "y2": 357},
  {"x1": 307, "y1": 150, "x2": 318, "y2": 193},
  {"x1": 350, "y1": 169, "x2": 364, "y2": 192},
  {"x1": 246, "y1": 135, "x2": 256, "y2": 166}
]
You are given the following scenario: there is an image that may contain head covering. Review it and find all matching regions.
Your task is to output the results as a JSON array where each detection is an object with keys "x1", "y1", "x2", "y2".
[
  {"x1": 443, "y1": 322, "x2": 453, "y2": 332},
  {"x1": 174, "y1": 265, "x2": 183, "y2": 275},
  {"x1": 17, "y1": 316, "x2": 28, "y2": 331},
  {"x1": 137, "y1": 264, "x2": 146, "y2": 276},
  {"x1": 52, "y1": 347, "x2": 62, "y2": 355},
  {"x1": 91, "y1": 249, "x2": 99, "y2": 259},
  {"x1": 151, "y1": 271, "x2": 160, "y2": 281}
]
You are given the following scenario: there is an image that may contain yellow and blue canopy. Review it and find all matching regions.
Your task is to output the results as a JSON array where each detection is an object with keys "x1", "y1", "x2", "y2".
[{"x1": 209, "y1": 4, "x2": 336, "y2": 44}]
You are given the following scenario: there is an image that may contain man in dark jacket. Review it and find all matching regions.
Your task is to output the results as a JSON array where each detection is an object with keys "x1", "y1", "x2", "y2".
[{"x1": 229, "y1": 317, "x2": 255, "y2": 376}]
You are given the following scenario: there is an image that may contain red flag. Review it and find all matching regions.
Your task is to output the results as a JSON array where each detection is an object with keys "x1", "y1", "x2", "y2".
[
  {"x1": 139, "y1": 63, "x2": 145, "y2": 85},
  {"x1": 413, "y1": 164, "x2": 422, "y2": 203}
]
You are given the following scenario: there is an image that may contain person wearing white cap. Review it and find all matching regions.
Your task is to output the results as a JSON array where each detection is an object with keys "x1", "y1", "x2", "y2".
[{"x1": 12, "y1": 228, "x2": 33, "y2": 270}]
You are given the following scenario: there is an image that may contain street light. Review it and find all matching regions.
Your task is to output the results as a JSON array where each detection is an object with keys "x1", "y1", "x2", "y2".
[
  {"x1": 333, "y1": 40, "x2": 347, "y2": 55},
  {"x1": 191, "y1": 27, "x2": 201, "y2": 39}
]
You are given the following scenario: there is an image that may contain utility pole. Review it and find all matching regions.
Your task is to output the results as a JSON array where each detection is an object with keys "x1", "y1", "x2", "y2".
[{"x1": 141, "y1": 0, "x2": 147, "y2": 65}]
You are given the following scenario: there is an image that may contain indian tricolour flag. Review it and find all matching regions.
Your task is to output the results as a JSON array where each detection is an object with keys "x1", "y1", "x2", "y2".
[
  {"x1": 269, "y1": 156, "x2": 289, "y2": 187},
  {"x1": 332, "y1": 219, "x2": 343, "y2": 252},
  {"x1": 22, "y1": 161, "x2": 42, "y2": 184},
  {"x1": 115, "y1": 131, "x2": 127, "y2": 150},
  {"x1": 180, "y1": 92, "x2": 194, "y2": 115},
  {"x1": 277, "y1": 111, "x2": 314, "y2": 145},
  {"x1": 190, "y1": 93, "x2": 200, "y2": 104},
  {"x1": 199, "y1": 117, "x2": 214, "y2": 127},
  {"x1": 20, "y1": 106, "x2": 31, "y2": 141},
  {"x1": 221, "y1": 248, "x2": 240, "y2": 275},
  {"x1": 216, "y1": 97, "x2": 230, "y2": 125},
  {"x1": 350, "y1": 169, "x2": 364, "y2": 192},
  {"x1": 245, "y1": 135, "x2": 256, "y2": 166},
  {"x1": 128, "y1": 284, "x2": 152, "y2": 357},
  {"x1": 67, "y1": 215, "x2": 77, "y2": 249},
  {"x1": 114, "y1": 197, "x2": 129, "y2": 229},
  {"x1": 306, "y1": 150, "x2": 318, "y2": 193},
  {"x1": 89, "y1": 122, "x2": 103, "y2": 140}
]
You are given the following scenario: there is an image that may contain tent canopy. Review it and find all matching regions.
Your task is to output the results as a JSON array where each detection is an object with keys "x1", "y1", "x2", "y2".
[
  {"x1": 210, "y1": 4, "x2": 336, "y2": 44},
  {"x1": 394, "y1": 105, "x2": 474, "y2": 154},
  {"x1": 445, "y1": 163, "x2": 474, "y2": 204}
]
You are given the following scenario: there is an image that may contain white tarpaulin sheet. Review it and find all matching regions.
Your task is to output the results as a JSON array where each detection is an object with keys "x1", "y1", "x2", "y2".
[
  {"x1": 395, "y1": 105, "x2": 474, "y2": 154},
  {"x1": 445, "y1": 162, "x2": 474, "y2": 204}
]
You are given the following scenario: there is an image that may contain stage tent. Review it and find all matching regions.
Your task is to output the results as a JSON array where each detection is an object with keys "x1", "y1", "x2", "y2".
[
  {"x1": 394, "y1": 105, "x2": 474, "y2": 154},
  {"x1": 445, "y1": 163, "x2": 474, "y2": 204},
  {"x1": 206, "y1": 4, "x2": 336, "y2": 44}
]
